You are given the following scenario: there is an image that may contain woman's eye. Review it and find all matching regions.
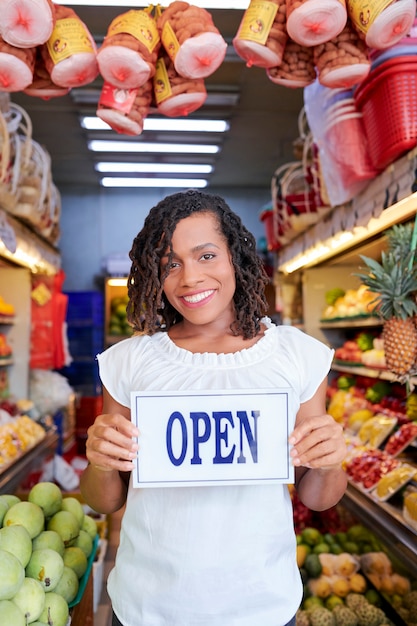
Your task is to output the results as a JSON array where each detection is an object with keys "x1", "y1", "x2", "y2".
[{"x1": 201, "y1": 253, "x2": 215, "y2": 261}]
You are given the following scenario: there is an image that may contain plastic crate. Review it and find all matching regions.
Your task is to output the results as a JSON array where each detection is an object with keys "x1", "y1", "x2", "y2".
[
  {"x1": 65, "y1": 291, "x2": 104, "y2": 326},
  {"x1": 354, "y1": 57, "x2": 417, "y2": 170},
  {"x1": 67, "y1": 326, "x2": 104, "y2": 359},
  {"x1": 60, "y1": 362, "x2": 102, "y2": 397}
]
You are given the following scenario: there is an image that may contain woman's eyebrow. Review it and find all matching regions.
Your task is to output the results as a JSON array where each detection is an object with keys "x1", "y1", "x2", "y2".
[{"x1": 191, "y1": 242, "x2": 221, "y2": 252}]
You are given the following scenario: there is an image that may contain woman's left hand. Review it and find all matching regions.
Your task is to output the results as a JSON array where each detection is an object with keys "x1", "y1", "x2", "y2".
[{"x1": 289, "y1": 413, "x2": 346, "y2": 470}]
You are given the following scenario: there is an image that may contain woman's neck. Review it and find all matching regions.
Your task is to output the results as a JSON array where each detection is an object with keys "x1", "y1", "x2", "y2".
[{"x1": 167, "y1": 320, "x2": 265, "y2": 354}]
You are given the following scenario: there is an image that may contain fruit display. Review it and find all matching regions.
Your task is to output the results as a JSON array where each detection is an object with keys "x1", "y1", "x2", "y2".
[
  {"x1": 107, "y1": 294, "x2": 133, "y2": 337},
  {"x1": 357, "y1": 415, "x2": 397, "y2": 448},
  {"x1": 403, "y1": 490, "x2": 417, "y2": 531},
  {"x1": 321, "y1": 285, "x2": 378, "y2": 320},
  {"x1": 296, "y1": 522, "x2": 417, "y2": 625},
  {"x1": 345, "y1": 448, "x2": 400, "y2": 491},
  {"x1": 327, "y1": 375, "x2": 408, "y2": 430},
  {"x1": 334, "y1": 334, "x2": 387, "y2": 369},
  {"x1": 384, "y1": 423, "x2": 417, "y2": 457},
  {"x1": 0, "y1": 415, "x2": 45, "y2": 471},
  {"x1": 0, "y1": 482, "x2": 99, "y2": 626}
]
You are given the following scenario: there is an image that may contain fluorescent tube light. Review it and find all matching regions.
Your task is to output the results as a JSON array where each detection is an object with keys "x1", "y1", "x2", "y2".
[
  {"x1": 96, "y1": 163, "x2": 213, "y2": 174},
  {"x1": 57, "y1": 1, "x2": 248, "y2": 8},
  {"x1": 82, "y1": 116, "x2": 230, "y2": 133},
  {"x1": 279, "y1": 192, "x2": 417, "y2": 274},
  {"x1": 89, "y1": 140, "x2": 220, "y2": 154},
  {"x1": 101, "y1": 177, "x2": 208, "y2": 188}
]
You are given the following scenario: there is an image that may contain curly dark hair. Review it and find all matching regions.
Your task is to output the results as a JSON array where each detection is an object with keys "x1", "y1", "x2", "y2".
[{"x1": 126, "y1": 189, "x2": 269, "y2": 339}]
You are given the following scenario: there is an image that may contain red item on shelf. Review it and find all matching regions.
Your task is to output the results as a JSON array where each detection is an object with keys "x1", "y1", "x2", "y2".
[{"x1": 354, "y1": 56, "x2": 417, "y2": 170}]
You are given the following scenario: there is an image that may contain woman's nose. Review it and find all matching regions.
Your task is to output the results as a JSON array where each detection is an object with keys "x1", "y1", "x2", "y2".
[{"x1": 181, "y1": 261, "x2": 202, "y2": 286}]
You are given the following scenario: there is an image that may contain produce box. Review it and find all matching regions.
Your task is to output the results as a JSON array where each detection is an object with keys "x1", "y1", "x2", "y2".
[{"x1": 93, "y1": 538, "x2": 108, "y2": 613}]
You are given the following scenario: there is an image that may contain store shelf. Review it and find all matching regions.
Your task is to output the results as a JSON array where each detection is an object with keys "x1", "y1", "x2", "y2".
[
  {"x1": 320, "y1": 317, "x2": 381, "y2": 329},
  {"x1": 342, "y1": 482, "x2": 417, "y2": 578},
  {"x1": 0, "y1": 317, "x2": 15, "y2": 325},
  {"x1": 0, "y1": 429, "x2": 58, "y2": 494},
  {"x1": 331, "y1": 362, "x2": 405, "y2": 382},
  {"x1": 0, "y1": 357, "x2": 13, "y2": 366}
]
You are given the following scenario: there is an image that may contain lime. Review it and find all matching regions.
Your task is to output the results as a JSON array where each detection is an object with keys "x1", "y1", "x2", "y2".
[
  {"x1": 301, "y1": 527, "x2": 322, "y2": 547},
  {"x1": 325, "y1": 594, "x2": 344, "y2": 610},
  {"x1": 303, "y1": 596, "x2": 323, "y2": 610},
  {"x1": 313, "y1": 542, "x2": 331, "y2": 554},
  {"x1": 116, "y1": 303, "x2": 127, "y2": 319}
]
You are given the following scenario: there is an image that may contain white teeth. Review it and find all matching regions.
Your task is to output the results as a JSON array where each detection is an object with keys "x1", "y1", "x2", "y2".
[{"x1": 183, "y1": 290, "x2": 214, "y2": 303}]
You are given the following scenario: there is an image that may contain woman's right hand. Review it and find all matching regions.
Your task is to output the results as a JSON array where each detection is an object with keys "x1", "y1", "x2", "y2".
[{"x1": 85, "y1": 411, "x2": 139, "y2": 473}]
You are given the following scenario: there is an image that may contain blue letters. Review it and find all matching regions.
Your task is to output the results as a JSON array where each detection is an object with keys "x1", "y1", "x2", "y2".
[
  {"x1": 165, "y1": 408, "x2": 260, "y2": 467},
  {"x1": 166, "y1": 411, "x2": 187, "y2": 466},
  {"x1": 190, "y1": 412, "x2": 211, "y2": 465},
  {"x1": 237, "y1": 410, "x2": 259, "y2": 463},
  {"x1": 212, "y1": 412, "x2": 235, "y2": 464}
]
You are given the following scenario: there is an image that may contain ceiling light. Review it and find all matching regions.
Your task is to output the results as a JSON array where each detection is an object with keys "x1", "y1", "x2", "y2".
[
  {"x1": 101, "y1": 177, "x2": 208, "y2": 188},
  {"x1": 57, "y1": 1, "x2": 248, "y2": 8},
  {"x1": 88, "y1": 140, "x2": 220, "y2": 154},
  {"x1": 82, "y1": 116, "x2": 230, "y2": 133},
  {"x1": 96, "y1": 163, "x2": 213, "y2": 174}
]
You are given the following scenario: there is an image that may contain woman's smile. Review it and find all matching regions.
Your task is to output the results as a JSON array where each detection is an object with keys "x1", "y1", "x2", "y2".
[{"x1": 181, "y1": 289, "x2": 215, "y2": 306}]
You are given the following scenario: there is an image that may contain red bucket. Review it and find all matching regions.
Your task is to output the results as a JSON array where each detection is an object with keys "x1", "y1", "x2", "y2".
[{"x1": 354, "y1": 57, "x2": 417, "y2": 170}]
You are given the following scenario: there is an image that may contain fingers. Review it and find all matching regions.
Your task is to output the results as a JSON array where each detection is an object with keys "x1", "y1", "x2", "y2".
[
  {"x1": 289, "y1": 414, "x2": 346, "y2": 469},
  {"x1": 85, "y1": 413, "x2": 139, "y2": 472}
]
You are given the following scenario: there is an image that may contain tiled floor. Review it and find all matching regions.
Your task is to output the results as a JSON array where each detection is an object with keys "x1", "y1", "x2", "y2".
[{"x1": 94, "y1": 507, "x2": 123, "y2": 626}]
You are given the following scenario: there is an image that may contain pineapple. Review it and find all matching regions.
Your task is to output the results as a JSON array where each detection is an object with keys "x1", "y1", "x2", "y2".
[
  {"x1": 386, "y1": 222, "x2": 414, "y2": 260},
  {"x1": 356, "y1": 229, "x2": 417, "y2": 379}
]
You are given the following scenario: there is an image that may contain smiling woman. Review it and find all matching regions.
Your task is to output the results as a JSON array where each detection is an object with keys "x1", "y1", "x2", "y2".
[{"x1": 80, "y1": 189, "x2": 347, "y2": 626}]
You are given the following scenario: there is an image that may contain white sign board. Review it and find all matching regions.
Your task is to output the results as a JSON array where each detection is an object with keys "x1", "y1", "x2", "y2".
[{"x1": 131, "y1": 388, "x2": 295, "y2": 488}]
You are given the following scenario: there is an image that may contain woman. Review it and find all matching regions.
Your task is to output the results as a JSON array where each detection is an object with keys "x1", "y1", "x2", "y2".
[{"x1": 80, "y1": 189, "x2": 347, "y2": 626}]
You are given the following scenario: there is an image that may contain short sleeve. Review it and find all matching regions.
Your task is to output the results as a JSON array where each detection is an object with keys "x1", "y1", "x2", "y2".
[
  {"x1": 276, "y1": 326, "x2": 334, "y2": 403},
  {"x1": 96, "y1": 338, "x2": 134, "y2": 407}
]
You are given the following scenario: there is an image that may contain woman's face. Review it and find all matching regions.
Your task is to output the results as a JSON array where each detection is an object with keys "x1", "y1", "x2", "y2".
[{"x1": 160, "y1": 212, "x2": 236, "y2": 329}]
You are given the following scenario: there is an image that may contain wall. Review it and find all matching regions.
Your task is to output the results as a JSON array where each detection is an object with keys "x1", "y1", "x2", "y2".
[{"x1": 59, "y1": 186, "x2": 271, "y2": 291}]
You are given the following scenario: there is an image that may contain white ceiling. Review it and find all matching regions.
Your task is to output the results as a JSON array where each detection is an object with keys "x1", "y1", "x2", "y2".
[{"x1": 11, "y1": 5, "x2": 305, "y2": 191}]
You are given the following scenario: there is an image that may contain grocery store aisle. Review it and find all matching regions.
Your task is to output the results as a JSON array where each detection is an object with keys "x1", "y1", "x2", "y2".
[{"x1": 95, "y1": 506, "x2": 124, "y2": 626}]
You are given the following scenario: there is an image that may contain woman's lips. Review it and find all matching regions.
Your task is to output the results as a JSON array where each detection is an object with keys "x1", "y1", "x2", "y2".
[{"x1": 181, "y1": 289, "x2": 215, "y2": 305}]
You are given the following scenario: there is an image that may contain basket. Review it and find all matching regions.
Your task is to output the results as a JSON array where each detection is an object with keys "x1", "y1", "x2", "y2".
[
  {"x1": 354, "y1": 57, "x2": 417, "y2": 170},
  {"x1": 271, "y1": 161, "x2": 318, "y2": 243},
  {"x1": 302, "y1": 132, "x2": 331, "y2": 212}
]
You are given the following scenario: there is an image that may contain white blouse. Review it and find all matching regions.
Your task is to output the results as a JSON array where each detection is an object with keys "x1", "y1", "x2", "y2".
[{"x1": 97, "y1": 319, "x2": 333, "y2": 626}]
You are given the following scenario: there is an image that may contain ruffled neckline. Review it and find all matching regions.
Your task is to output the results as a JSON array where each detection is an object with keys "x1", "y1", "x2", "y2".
[{"x1": 150, "y1": 317, "x2": 276, "y2": 368}]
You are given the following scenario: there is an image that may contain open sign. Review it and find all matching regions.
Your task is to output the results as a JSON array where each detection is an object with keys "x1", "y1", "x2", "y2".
[{"x1": 131, "y1": 388, "x2": 295, "y2": 488}]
